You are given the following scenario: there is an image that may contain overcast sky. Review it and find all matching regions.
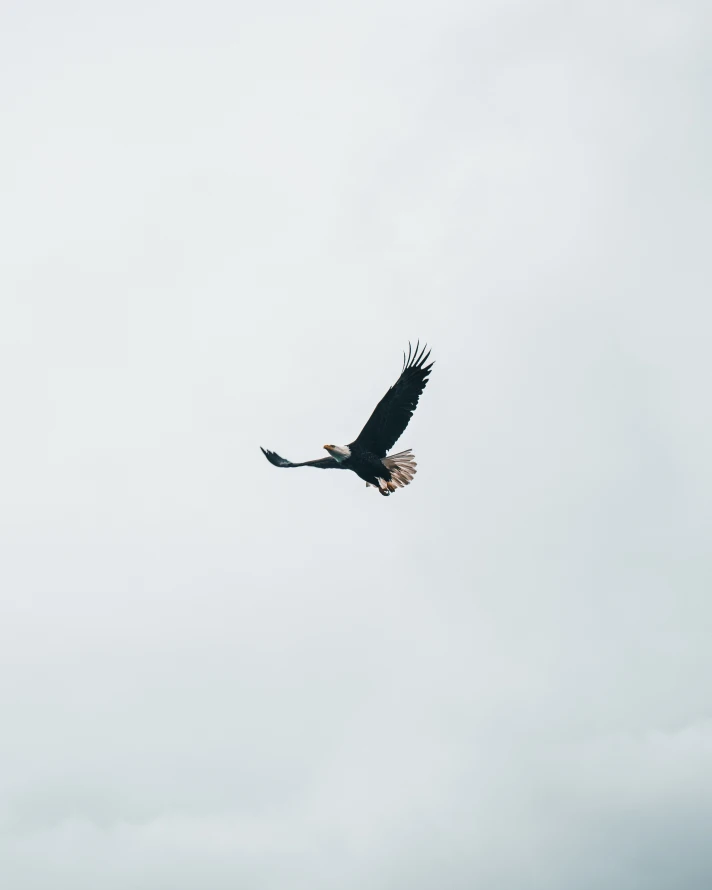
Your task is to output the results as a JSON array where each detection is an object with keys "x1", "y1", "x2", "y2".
[{"x1": 1, "y1": 1, "x2": 711, "y2": 887}]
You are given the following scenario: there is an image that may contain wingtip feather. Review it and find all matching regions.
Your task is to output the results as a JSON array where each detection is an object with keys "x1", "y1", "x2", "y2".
[{"x1": 403, "y1": 340, "x2": 431, "y2": 370}]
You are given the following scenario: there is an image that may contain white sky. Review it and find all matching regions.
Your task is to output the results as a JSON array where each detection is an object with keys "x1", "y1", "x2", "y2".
[{"x1": 1, "y1": 1, "x2": 711, "y2": 887}]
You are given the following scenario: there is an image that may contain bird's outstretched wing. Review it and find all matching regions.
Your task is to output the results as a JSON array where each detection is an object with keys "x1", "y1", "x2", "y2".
[
  {"x1": 260, "y1": 447, "x2": 339, "y2": 469},
  {"x1": 351, "y1": 342, "x2": 434, "y2": 457}
]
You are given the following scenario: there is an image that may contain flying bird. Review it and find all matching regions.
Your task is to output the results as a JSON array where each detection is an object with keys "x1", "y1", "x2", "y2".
[{"x1": 261, "y1": 342, "x2": 434, "y2": 497}]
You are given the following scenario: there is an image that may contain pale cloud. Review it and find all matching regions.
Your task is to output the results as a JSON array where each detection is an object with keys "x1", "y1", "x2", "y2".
[{"x1": 1, "y1": 1, "x2": 710, "y2": 887}]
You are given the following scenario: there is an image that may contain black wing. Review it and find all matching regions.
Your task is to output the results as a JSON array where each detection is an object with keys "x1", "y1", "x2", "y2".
[
  {"x1": 351, "y1": 342, "x2": 434, "y2": 457},
  {"x1": 260, "y1": 447, "x2": 339, "y2": 469}
]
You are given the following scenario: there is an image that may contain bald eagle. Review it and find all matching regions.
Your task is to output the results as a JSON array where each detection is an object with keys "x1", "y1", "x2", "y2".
[{"x1": 261, "y1": 342, "x2": 434, "y2": 497}]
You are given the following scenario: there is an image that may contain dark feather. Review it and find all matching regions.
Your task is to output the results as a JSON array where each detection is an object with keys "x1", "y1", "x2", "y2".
[
  {"x1": 260, "y1": 447, "x2": 339, "y2": 469},
  {"x1": 351, "y1": 341, "x2": 434, "y2": 457}
]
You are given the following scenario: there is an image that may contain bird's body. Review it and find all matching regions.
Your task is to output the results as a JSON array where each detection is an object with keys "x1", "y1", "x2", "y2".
[
  {"x1": 339, "y1": 447, "x2": 387, "y2": 486},
  {"x1": 261, "y1": 342, "x2": 433, "y2": 496}
]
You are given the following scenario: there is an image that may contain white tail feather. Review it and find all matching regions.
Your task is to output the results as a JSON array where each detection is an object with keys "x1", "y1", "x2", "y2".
[
  {"x1": 382, "y1": 449, "x2": 417, "y2": 489},
  {"x1": 366, "y1": 450, "x2": 418, "y2": 494}
]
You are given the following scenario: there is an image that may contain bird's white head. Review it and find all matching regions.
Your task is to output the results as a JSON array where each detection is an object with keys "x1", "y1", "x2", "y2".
[{"x1": 323, "y1": 444, "x2": 351, "y2": 463}]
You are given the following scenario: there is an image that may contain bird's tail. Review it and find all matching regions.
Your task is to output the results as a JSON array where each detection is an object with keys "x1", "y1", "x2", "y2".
[
  {"x1": 364, "y1": 449, "x2": 417, "y2": 495},
  {"x1": 383, "y1": 449, "x2": 417, "y2": 488}
]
